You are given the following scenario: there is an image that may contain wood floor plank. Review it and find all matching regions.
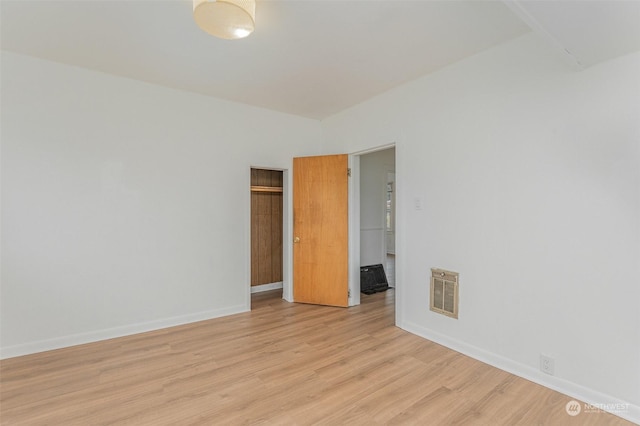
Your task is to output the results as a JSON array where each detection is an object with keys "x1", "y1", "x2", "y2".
[{"x1": 0, "y1": 289, "x2": 633, "y2": 425}]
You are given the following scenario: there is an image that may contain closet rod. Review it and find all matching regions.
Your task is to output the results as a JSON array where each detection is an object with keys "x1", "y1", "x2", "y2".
[{"x1": 250, "y1": 186, "x2": 283, "y2": 193}]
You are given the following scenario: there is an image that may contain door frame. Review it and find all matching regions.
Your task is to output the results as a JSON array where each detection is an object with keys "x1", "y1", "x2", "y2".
[
  {"x1": 348, "y1": 143, "x2": 396, "y2": 307},
  {"x1": 246, "y1": 165, "x2": 291, "y2": 309}
]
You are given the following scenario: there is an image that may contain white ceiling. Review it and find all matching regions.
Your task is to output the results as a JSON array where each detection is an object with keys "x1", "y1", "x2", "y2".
[{"x1": 2, "y1": 1, "x2": 639, "y2": 120}]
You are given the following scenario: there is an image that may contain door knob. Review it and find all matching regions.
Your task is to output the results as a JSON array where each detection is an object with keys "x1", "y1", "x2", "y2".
[{"x1": 294, "y1": 237, "x2": 300, "y2": 243}]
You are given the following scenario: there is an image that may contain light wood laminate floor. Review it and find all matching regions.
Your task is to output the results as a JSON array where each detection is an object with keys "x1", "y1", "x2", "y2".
[{"x1": 0, "y1": 290, "x2": 632, "y2": 425}]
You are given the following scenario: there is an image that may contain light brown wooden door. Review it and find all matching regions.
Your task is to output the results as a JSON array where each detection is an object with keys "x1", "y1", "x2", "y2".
[{"x1": 293, "y1": 154, "x2": 349, "y2": 307}]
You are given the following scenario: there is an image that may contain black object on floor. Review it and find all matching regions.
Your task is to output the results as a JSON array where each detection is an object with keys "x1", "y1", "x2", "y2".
[{"x1": 360, "y1": 264, "x2": 389, "y2": 295}]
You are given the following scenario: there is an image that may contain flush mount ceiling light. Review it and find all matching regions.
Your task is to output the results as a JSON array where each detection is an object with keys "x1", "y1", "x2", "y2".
[{"x1": 193, "y1": 0, "x2": 256, "y2": 40}]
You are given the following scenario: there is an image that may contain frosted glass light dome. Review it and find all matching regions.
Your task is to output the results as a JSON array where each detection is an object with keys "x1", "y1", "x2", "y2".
[{"x1": 193, "y1": 0, "x2": 255, "y2": 40}]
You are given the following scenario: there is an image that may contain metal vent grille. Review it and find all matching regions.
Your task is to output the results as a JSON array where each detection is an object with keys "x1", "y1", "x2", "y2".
[{"x1": 430, "y1": 268, "x2": 459, "y2": 319}]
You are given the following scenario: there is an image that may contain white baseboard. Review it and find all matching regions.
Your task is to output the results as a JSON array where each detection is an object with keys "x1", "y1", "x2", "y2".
[
  {"x1": 251, "y1": 281, "x2": 283, "y2": 293},
  {"x1": 0, "y1": 304, "x2": 248, "y2": 360},
  {"x1": 399, "y1": 320, "x2": 640, "y2": 425}
]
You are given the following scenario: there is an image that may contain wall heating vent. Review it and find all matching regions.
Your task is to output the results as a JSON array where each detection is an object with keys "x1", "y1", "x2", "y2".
[{"x1": 430, "y1": 268, "x2": 459, "y2": 319}]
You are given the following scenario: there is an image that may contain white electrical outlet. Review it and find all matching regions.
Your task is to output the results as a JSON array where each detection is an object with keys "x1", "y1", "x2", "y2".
[{"x1": 540, "y1": 354, "x2": 555, "y2": 375}]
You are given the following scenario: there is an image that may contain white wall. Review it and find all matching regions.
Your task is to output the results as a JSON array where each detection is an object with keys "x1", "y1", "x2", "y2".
[
  {"x1": 322, "y1": 34, "x2": 640, "y2": 421},
  {"x1": 0, "y1": 52, "x2": 322, "y2": 358},
  {"x1": 360, "y1": 148, "x2": 395, "y2": 266}
]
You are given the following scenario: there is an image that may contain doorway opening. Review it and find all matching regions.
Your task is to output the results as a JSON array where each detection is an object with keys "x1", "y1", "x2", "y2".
[
  {"x1": 250, "y1": 168, "x2": 284, "y2": 300},
  {"x1": 358, "y1": 147, "x2": 396, "y2": 296}
]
